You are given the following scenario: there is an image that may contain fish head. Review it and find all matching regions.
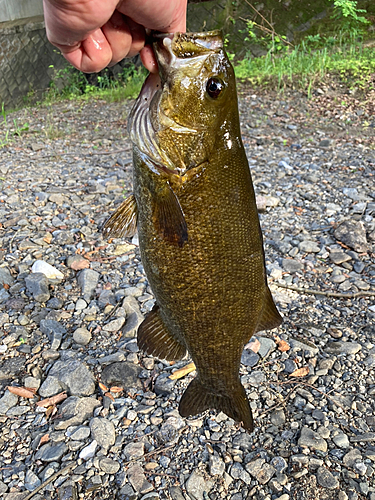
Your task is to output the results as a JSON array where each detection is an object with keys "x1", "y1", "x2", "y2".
[{"x1": 129, "y1": 30, "x2": 238, "y2": 175}]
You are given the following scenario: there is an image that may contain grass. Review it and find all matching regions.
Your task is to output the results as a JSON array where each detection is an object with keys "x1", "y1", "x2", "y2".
[
  {"x1": 233, "y1": 33, "x2": 375, "y2": 95},
  {"x1": 43, "y1": 64, "x2": 147, "y2": 104}
]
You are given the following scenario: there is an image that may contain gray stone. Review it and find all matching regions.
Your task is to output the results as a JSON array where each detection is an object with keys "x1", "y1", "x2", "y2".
[
  {"x1": 90, "y1": 417, "x2": 116, "y2": 449},
  {"x1": 101, "y1": 362, "x2": 142, "y2": 390},
  {"x1": 246, "y1": 458, "x2": 275, "y2": 484},
  {"x1": 39, "y1": 376, "x2": 63, "y2": 398},
  {"x1": 98, "y1": 289, "x2": 116, "y2": 308},
  {"x1": 25, "y1": 272, "x2": 50, "y2": 302},
  {"x1": 140, "y1": 494, "x2": 160, "y2": 500},
  {"x1": 324, "y1": 342, "x2": 362, "y2": 355},
  {"x1": 271, "y1": 409, "x2": 286, "y2": 427},
  {"x1": 270, "y1": 456, "x2": 287, "y2": 473},
  {"x1": 230, "y1": 463, "x2": 251, "y2": 484},
  {"x1": 209, "y1": 454, "x2": 225, "y2": 476},
  {"x1": 350, "y1": 432, "x2": 375, "y2": 442},
  {"x1": 0, "y1": 267, "x2": 14, "y2": 286},
  {"x1": 54, "y1": 396, "x2": 100, "y2": 430},
  {"x1": 289, "y1": 339, "x2": 318, "y2": 356},
  {"x1": 47, "y1": 297, "x2": 64, "y2": 309},
  {"x1": 24, "y1": 469, "x2": 41, "y2": 491},
  {"x1": 122, "y1": 296, "x2": 145, "y2": 338},
  {"x1": 333, "y1": 433, "x2": 350, "y2": 449},
  {"x1": 35, "y1": 442, "x2": 68, "y2": 462},
  {"x1": 169, "y1": 486, "x2": 185, "y2": 500},
  {"x1": 79, "y1": 440, "x2": 97, "y2": 460},
  {"x1": 102, "y1": 316, "x2": 125, "y2": 332},
  {"x1": 241, "y1": 349, "x2": 259, "y2": 367},
  {"x1": 185, "y1": 470, "x2": 214, "y2": 500},
  {"x1": 282, "y1": 259, "x2": 304, "y2": 273},
  {"x1": 99, "y1": 457, "x2": 120, "y2": 474},
  {"x1": 77, "y1": 269, "x2": 99, "y2": 301},
  {"x1": 73, "y1": 327, "x2": 91, "y2": 345},
  {"x1": 0, "y1": 389, "x2": 18, "y2": 415},
  {"x1": 46, "y1": 359, "x2": 95, "y2": 396},
  {"x1": 119, "y1": 484, "x2": 137, "y2": 500},
  {"x1": 40, "y1": 319, "x2": 66, "y2": 350},
  {"x1": 257, "y1": 337, "x2": 276, "y2": 358},
  {"x1": 298, "y1": 240, "x2": 320, "y2": 253},
  {"x1": 330, "y1": 251, "x2": 352, "y2": 265},
  {"x1": 247, "y1": 370, "x2": 266, "y2": 387},
  {"x1": 316, "y1": 466, "x2": 339, "y2": 489},
  {"x1": 127, "y1": 464, "x2": 154, "y2": 494},
  {"x1": 68, "y1": 426, "x2": 91, "y2": 441},
  {"x1": 298, "y1": 427, "x2": 327, "y2": 452},
  {"x1": 334, "y1": 220, "x2": 368, "y2": 253},
  {"x1": 154, "y1": 373, "x2": 176, "y2": 396},
  {"x1": 364, "y1": 355, "x2": 375, "y2": 368},
  {"x1": 232, "y1": 432, "x2": 252, "y2": 450},
  {"x1": 123, "y1": 442, "x2": 145, "y2": 460}
]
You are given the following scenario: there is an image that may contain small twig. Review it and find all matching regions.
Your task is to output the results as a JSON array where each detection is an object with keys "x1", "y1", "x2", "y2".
[
  {"x1": 259, "y1": 386, "x2": 297, "y2": 417},
  {"x1": 23, "y1": 462, "x2": 76, "y2": 500},
  {"x1": 103, "y1": 301, "x2": 121, "y2": 322},
  {"x1": 274, "y1": 282, "x2": 375, "y2": 299},
  {"x1": 243, "y1": 0, "x2": 274, "y2": 32}
]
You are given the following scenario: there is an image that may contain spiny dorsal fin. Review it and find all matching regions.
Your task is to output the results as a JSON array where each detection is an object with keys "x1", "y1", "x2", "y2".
[
  {"x1": 179, "y1": 377, "x2": 254, "y2": 431},
  {"x1": 102, "y1": 194, "x2": 138, "y2": 239},
  {"x1": 137, "y1": 305, "x2": 186, "y2": 361},
  {"x1": 153, "y1": 183, "x2": 188, "y2": 247},
  {"x1": 255, "y1": 287, "x2": 282, "y2": 333}
]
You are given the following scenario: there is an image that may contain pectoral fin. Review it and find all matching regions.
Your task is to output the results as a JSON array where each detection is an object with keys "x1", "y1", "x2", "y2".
[
  {"x1": 255, "y1": 287, "x2": 282, "y2": 333},
  {"x1": 137, "y1": 305, "x2": 186, "y2": 361},
  {"x1": 102, "y1": 194, "x2": 138, "y2": 239},
  {"x1": 153, "y1": 183, "x2": 188, "y2": 247},
  {"x1": 179, "y1": 377, "x2": 254, "y2": 431}
]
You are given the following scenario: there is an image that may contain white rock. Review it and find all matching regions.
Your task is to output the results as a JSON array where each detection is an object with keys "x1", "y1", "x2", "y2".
[
  {"x1": 31, "y1": 260, "x2": 64, "y2": 280},
  {"x1": 79, "y1": 439, "x2": 98, "y2": 460}
]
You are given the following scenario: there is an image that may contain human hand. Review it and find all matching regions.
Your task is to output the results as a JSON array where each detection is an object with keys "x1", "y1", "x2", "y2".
[{"x1": 43, "y1": 0, "x2": 187, "y2": 73}]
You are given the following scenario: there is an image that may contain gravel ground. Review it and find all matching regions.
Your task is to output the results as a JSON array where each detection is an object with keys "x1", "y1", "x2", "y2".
[{"x1": 0, "y1": 82, "x2": 374, "y2": 500}]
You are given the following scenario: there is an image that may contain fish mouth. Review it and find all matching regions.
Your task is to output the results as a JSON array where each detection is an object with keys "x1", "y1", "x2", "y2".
[{"x1": 128, "y1": 31, "x2": 224, "y2": 174}]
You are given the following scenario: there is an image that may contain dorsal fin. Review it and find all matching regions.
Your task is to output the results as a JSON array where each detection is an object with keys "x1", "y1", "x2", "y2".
[
  {"x1": 255, "y1": 287, "x2": 282, "y2": 333},
  {"x1": 137, "y1": 305, "x2": 186, "y2": 361}
]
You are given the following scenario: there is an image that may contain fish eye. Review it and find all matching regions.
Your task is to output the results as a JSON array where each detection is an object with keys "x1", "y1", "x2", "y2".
[{"x1": 206, "y1": 77, "x2": 224, "y2": 99}]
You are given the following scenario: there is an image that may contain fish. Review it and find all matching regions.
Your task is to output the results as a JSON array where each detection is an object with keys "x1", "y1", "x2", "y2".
[{"x1": 104, "y1": 30, "x2": 282, "y2": 431}]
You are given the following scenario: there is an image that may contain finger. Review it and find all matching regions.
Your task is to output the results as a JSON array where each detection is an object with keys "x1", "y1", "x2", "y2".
[
  {"x1": 102, "y1": 13, "x2": 145, "y2": 67},
  {"x1": 61, "y1": 29, "x2": 113, "y2": 73},
  {"x1": 140, "y1": 45, "x2": 158, "y2": 73}
]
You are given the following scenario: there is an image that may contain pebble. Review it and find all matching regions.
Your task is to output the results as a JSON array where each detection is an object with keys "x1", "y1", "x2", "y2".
[
  {"x1": 79, "y1": 440, "x2": 98, "y2": 460},
  {"x1": 282, "y1": 258, "x2": 304, "y2": 273},
  {"x1": 185, "y1": 470, "x2": 214, "y2": 500},
  {"x1": 77, "y1": 269, "x2": 100, "y2": 301},
  {"x1": 0, "y1": 390, "x2": 18, "y2": 415},
  {"x1": 298, "y1": 427, "x2": 327, "y2": 452},
  {"x1": 334, "y1": 220, "x2": 368, "y2": 253},
  {"x1": 24, "y1": 469, "x2": 41, "y2": 491},
  {"x1": 123, "y1": 442, "x2": 145, "y2": 460},
  {"x1": 0, "y1": 267, "x2": 14, "y2": 286},
  {"x1": 122, "y1": 296, "x2": 145, "y2": 337},
  {"x1": 324, "y1": 342, "x2": 362, "y2": 355},
  {"x1": 40, "y1": 359, "x2": 95, "y2": 397},
  {"x1": 25, "y1": 272, "x2": 50, "y2": 302},
  {"x1": 246, "y1": 459, "x2": 276, "y2": 484},
  {"x1": 316, "y1": 466, "x2": 339, "y2": 489},
  {"x1": 54, "y1": 396, "x2": 100, "y2": 430},
  {"x1": 73, "y1": 327, "x2": 92, "y2": 345},
  {"x1": 101, "y1": 361, "x2": 142, "y2": 390},
  {"x1": 99, "y1": 457, "x2": 120, "y2": 474},
  {"x1": 102, "y1": 316, "x2": 125, "y2": 332},
  {"x1": 35, "y1": 442, "x2": 68, "y2": 462},
  {"x1": 31, "y1": 260, "x2": 64, "y2": 279},
  {"x1": 90, "y1": 417, "x2": 116, "y2": 450}
]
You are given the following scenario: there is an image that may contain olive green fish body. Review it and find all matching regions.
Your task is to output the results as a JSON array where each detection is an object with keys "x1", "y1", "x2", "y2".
[{"x1": 105, "y1": 31, "x2": 282, "y2": 430}]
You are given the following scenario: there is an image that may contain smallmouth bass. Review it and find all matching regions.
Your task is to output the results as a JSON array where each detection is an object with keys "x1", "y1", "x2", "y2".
[{"x1": 104, "y1": 30, "x2": 282, "y2": 431}]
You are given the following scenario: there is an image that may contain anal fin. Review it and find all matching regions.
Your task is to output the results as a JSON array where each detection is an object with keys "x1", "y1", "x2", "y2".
[
  {"x1": 137, "y1": 305, "x2": 186, "y2": 361},
  {"x1": 255, "y1": 286, "x2": 282, "y2": 333},
  {"x1": 153, "y1": 183, "x2": 188, "y2": 247},
  {"x1": 179, "y1": 377, "x2": 254, "y2": 431},
  {"x1": 103, "y1": 194, "x2": 138, "y2": 239}
]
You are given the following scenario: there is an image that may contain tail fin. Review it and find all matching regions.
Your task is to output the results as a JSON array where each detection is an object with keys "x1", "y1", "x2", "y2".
[{"x1": 179, "y1": 378, "x2": 253, "y2": 431}]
